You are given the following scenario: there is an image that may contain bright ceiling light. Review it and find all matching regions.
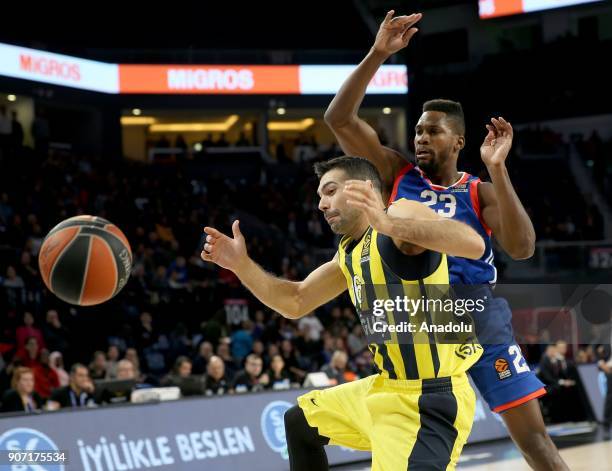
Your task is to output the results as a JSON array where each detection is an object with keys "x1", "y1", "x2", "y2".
[
  {"x1": 121, "y1": 116, "x2": 156, "y2": 125},
  {"x1": 149, "y1": 115, "x2": 240, "y2": 133},
  {"x1": 267, "y1": 118, "x2": 315, "y2": 132},
  {"x1": 382, "y1": 107, "x2": 392, "y2": 115}
]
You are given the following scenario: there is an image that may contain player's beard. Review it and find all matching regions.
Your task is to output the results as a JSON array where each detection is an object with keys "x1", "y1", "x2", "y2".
[
  {"x1": 327, "y1": 206, "x2": 361, "y2": 235},
  {"x1": 417, "y1": 153, "x2": 440, "y2": 176}
]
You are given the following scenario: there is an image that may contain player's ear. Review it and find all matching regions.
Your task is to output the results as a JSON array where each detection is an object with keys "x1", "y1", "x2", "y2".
[{"x1": 455, "y1": 135, "x2": 465, "y2": 152}]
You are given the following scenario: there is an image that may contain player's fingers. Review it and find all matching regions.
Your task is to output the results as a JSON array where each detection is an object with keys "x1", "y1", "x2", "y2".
[
  {"x1": 205, "y1": 235, "x2": 217, "y2": 245},
  {"x1": 201, "y1": 251, "x2": 214, "y2": 263},
  {"x1": 346, "y1": 200, "x2": 368, "y2": 210},
  {"x1": 345, "y1": 179, "x2": 371, "y2": 189},
  {"x1": 491, "y1": 118, "x2": 503, "y2": 133},
  {"x1": 402, "y1": 27, "x2": 418, "y2": 43},
  {"x1": 344, "y1": 190, "x2": 369, "y2": 203},
  {"x1": 204, "y1": 226, "x2": 223, "y2": 238},
  {"x1": 383, "y1": 10, "x2": 395, "y2": 24},
  {"x1": 203, "y1": 243, "x2": 214, "y2": 253}
]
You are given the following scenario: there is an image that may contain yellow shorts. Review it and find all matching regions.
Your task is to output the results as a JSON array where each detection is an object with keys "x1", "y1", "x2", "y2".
[{"x1": 297, "y1": 373, "x2": 475, "y2": 471}]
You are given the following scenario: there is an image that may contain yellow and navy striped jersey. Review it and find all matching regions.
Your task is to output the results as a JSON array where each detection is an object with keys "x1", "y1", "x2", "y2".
[{"x1": 337, "y1": 227, "x2": 482, "y2": 379}]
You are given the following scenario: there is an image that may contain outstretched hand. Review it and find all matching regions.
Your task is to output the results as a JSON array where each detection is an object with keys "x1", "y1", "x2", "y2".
[
  {"x1": 372, "y1": 10, "x2": 422, "y2": 57},
  {"x1": 480, "y1": 117, "x2": 513, "y2": 167},
  {"x1": 201, "y1": 220, "x2": 249, "y2": 273}
]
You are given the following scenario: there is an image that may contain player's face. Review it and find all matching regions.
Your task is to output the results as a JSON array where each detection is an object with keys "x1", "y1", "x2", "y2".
[
  {"x1": 317, "y1": 169, "x2": 362, "y2": 235},
  {"x1": 414, "y1": 111, "x2": 462, "y2": 175}
]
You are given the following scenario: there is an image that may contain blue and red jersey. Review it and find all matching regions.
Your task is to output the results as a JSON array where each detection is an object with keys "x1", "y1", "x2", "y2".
[{"x1": 389, "y1": 163, "x2": 496, "y2": 284}]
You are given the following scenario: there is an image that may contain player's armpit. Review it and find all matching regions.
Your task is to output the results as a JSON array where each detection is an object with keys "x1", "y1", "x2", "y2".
[
  {"x1": 328, "y1": 117, "x2": 407, "y2": 195},
  {"x1": 294, "y1": 256, "x2": 347, "y2": 318}
]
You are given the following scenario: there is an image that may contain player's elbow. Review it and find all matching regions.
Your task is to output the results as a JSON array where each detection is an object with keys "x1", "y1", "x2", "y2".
[
  {"x1": 324, "y1": 107, "x2": 351, "y2": 129},
  {"x1": 507, "y1": 233, "x2": 536, "y2": 260},
  {"x1": 508, "y1": 242, "x2": 535, "y2": 260}
]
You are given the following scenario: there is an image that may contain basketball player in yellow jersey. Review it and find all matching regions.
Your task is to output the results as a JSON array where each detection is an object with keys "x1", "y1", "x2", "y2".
[{"x1": 202, "y1": 156, "x2": 485, "y2": 470}]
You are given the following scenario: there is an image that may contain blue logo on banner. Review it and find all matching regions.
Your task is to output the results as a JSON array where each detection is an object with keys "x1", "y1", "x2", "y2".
[
  {"x1": 0, "y1": 427, "x2": 65, "y2": 471},
  {"x1": 260, "y1": 401, "x2": 292, "y2": 460}
]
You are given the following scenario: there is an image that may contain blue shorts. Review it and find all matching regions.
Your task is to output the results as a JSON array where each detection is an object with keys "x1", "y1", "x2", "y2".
[{"x1": 468, "y1": 294, "x2": 546, "y2": 413}]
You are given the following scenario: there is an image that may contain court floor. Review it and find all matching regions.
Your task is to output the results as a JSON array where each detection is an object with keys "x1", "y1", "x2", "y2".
[{"x1": 335, "y1": 424, "x2": 612, "y2": 470}]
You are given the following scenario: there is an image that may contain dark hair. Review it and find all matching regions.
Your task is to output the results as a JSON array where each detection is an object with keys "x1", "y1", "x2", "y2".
[
  {"x1": 422, "y1": 99, "x2": 465, "y2": 135},
  {"x1": 173, "y1": 356, "x2": 192, "y2": 373},
  {"x1": 313, "y1": 156, "x2": 382, "y2": 191},
  {"x1": 70, "y1": 363, "x2": 87, "y2": 375}
]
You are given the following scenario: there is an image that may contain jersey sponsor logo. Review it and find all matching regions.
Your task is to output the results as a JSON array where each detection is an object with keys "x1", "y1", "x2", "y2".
[
  {"x1": 260, "y1": 401, "x2": 292, "y2": 460},
  {"x1": 360, "y1": 233, "x2": 371, "y2": 262},
  {"x1": 495, "y1": 358, "x2": 512, "y2": 380},
  {"x1": 449, "y1": 183, "x2": 469, "y2": 193}
]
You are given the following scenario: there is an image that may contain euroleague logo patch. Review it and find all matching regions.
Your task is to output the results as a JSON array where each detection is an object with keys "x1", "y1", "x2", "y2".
[{"x1": 494, "y1": 358, "x2": 512, "y2": 380}]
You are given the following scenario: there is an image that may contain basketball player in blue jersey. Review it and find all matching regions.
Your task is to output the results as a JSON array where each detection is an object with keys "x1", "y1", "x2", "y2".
[{"x1": 325, "y1": 10, "x2": 568, "y2": 471}]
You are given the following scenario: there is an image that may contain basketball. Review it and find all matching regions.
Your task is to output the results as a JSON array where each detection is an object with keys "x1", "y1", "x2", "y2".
[{"x1": 38, "y1": 215, "x2": 132, "y2": 306}]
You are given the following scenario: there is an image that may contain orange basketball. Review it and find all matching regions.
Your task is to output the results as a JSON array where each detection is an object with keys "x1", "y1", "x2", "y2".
[{"x1": 38, "y1": 215, "x2": 132, "y2": 306}]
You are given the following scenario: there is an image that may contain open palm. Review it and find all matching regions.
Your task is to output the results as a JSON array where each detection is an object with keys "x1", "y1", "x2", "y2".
[{"x1": 480, "y1": 117, "x2": 513, "y2": 167}]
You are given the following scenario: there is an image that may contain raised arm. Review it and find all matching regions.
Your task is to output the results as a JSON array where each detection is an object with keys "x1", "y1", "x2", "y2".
[
  {"x1": 343, "y1": 180, "x2": 485, "y2": 259},
  {"x1": 201, "y1": 221, "x2": 346, "y2": 319},
  {"x1": 324, "y1": 10, "x2": 421, "y2": 193},
  {"x1": 478, "y1": 117, "x2": 536, "y2": 260}
]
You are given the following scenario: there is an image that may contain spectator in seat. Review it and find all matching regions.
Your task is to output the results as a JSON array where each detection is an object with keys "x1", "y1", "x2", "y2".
[
  {"x1": 204, "y1": 356, "x2": 229, "y2": 396},
  {"x1": 98, "y1": 359, "x2": 138, "y2": 405},
  {"x1": 597, "y1": 345, "x2": 612, "y2": 438},
  {"x1": 216, "y1": 341, "x2": 237, "y2": 379},
  {"x1": 48, "y1": 364, "x2": 95, "y2": 410},
  {"x1": 32, "y1": 349, "x2": 59, "y2": 399},
  {"x1": 0, "y1": 367, "x2": 44, "y2": 413},
  {"x1": 89, "y1": 351, "x2": 107, "y2": 380},
  {"x1": 49, "y1": 351, "x2": 69, "y2": 386},
  {"x1": 231, "y1": 354, "x2": 268, "y2": 393},
  {"x1": 231, "y1": 320, "x2": 254, "y2": 363},
  {"x1": 42, "y1": 310, "x2": 69, "y2": 355},
  {"x1": 266, "y1": 354, "x2": 291, "y2": 390},
  {"x1": 106, "y1": 345, "x2": 120, "y2": 379},
  {"x1": 16, "y1": 312, "x2": 45, "y2": 353},
  {"x1": 162, "y1": 356, "x2": 193, "y2": 386},
  {"x1": 192, "y1": 341, "x2": 214, "y2": 375},
  {"x1": 322, "y1": 350, "x2": 352, "y2": 385},
  {"x1": 538, "y1": 343, "x2": 583, "y2": 423},
  {"x1": 17, "y1": 336, "x2": 42, "y2": 369}
]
